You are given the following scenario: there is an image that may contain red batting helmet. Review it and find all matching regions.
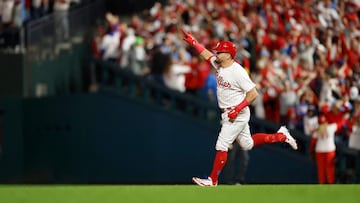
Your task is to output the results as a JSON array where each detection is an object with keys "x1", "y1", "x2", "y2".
[{"x1": 212, "y1": 41, "x2": 237, "y2": 58}]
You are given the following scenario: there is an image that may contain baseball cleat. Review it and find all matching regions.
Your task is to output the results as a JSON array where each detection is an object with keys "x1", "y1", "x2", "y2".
[
  {"x1": 192, "y1": 177, "x2": 217, "y2": 187},
  {"x1": 277, "y1": 126, "x2": 298, "y2": 150}
]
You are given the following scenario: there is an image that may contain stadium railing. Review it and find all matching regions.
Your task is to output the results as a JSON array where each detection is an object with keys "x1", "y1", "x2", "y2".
[
  {"x1": 22, "y1": 0, "x2": 105, "y2": 98},
  {"x1": 93, "y1": 59, "x2": 220, "y2": 124}
]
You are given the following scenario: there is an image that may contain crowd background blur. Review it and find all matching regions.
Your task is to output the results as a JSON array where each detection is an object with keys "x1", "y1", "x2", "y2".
[
  {"x1": 91, "y1": 0, "x2": 360, "y2": 153},
  {"x1": 0, "y1": 0, "x2": 94, "y2": 52}
]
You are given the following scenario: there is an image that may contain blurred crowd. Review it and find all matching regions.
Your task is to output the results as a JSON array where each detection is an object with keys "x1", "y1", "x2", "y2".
[
  {"x1": 0, "y1": 0, "x2": 94, "y2": 28},
  {"x1": 92, "y1": 0, "x2": 360, "y2": 150},
  {"x1": 0, "y1": 0, "x2": 91, "y2": 50}
]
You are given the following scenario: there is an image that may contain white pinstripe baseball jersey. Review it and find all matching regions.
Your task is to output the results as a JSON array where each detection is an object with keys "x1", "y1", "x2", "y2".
[{"x1": 209, "y1": 56, "x2": 256, "y2": 109}]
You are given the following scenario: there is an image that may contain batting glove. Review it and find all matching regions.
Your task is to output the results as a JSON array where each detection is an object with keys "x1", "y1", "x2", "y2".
[
  {"x1": 228, "y1": 107, "x2": 239, "y2": 120},
  {"x1": 227, "y1": 100, "x2": 249, "y2": 121},
  {"x1": 182, "y1": 29, "x2": 198, "y2": 46}
]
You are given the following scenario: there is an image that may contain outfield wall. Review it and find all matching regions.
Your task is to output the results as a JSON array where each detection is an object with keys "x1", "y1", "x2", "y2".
[{"x1": 0, "y1": 93, "x2": 317, "y2": 184}]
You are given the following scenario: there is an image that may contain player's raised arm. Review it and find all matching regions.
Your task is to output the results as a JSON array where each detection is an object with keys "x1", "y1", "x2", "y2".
[{"x1": 181, "y1": 29, "x2": 213, "y2": 61}]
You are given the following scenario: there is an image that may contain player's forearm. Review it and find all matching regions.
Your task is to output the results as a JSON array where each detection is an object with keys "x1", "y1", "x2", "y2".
[
  {"x1": 228, "y1": 88, "x2": 258, "y2": 120},
  {"x1": 244, "y1": 88, "x2": 258, "y2": 105},
  {"x1": 189, "y1": 40, "x2": 213, "y2": 60},
  {"x1": 234, "y1": 88, "x2": 258, "y2": 112},
  {"x1": 199, "y1": 49, "x2": 213, "y2": 61}
]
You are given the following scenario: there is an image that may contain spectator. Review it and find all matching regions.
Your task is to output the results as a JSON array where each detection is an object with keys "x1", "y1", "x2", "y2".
[
  {"x1": 99, "y1": 13, "x2": 120, "y2": 62},
  {"x1": 309, "y1": 114, "x2": 346, "y2": 184},
  {"x1": 349, "y1": 115, "x2": 360, "y2": 150},
  {"x1": 279, "y1": 80, "x2": 297, "y2": 125},
  {"x1": 200, "y1": 66, "x2": 217, "y2": 104},
  {"x1": 0, "y1": 0, "x2": 16, "y2": 28},
  {"x1": 91, "y1": 24, "x2": 106, "y2": 59},
  {"x1": 162, "y1": 52, "x2": 191, "y2": 93},
  {"x1": 0, "y1": 0, "x2": 23, "y2": 50},
  {"x1": 99, "y1": 30, "x2": 120, "y2": 62},
  {"x1": 12, "y1": 0, "x2": 25, "y2": 28},
  {"x1": 147, "y1": 49, "x2": 168, "y2": 85},
  {"x1": 303, "y1": 105, "x2": 319, "y2": 137},
  {"x1": 263, "y1": 84, "x2": 281, "y2": 123},
  {"x1": 120, "y1": 27, "x2": 136, "y2": 68},
  {"x1": 349, "y1": 97, "x2": 360, "y2": 150},
  {"x1": 321, "y1": 100, "x2": 351, "y2": 143},
  {"x1": 53, "y1": 0, "x2": 70, "y2": 46},
  {"x1": 250, "y1": 82, "x2": 266, "y2": 120},
  {"x1": 184, "y1": 55, "x2": 210, "y2": 96},
  {"x1": 31, "y1": 0, "x2": 45, "y2": 19},
  {"x1": 237, "y1": 38, "x2": 251, "y2": 73},
  {"x1": 317, "y1": 0, "x2": 344, "y2": 30},
  {"x1": 129, "y1": 36, "x2": 149, "y2": 76}
]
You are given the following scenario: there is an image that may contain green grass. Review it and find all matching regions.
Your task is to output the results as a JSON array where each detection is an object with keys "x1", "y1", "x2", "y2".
[{"x1": 0, "y1": 184, "x2": 359, "y2": 203}]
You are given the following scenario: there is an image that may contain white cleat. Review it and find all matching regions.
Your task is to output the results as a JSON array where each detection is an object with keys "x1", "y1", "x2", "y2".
[
  {"x1": 192, "y1": 177, "x2": 217, "y2": 187},
  {"x1": 277, "y1": 126, "x2": 298, "y2": 150}
]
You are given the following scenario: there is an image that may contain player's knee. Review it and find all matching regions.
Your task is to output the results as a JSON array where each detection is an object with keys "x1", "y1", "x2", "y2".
[
  {"x1": 215, "y1": 140, "x2": 229, "y2": 151},
  {"x1": 240, "y1": 139, "x2": 254, "y2": 150}
]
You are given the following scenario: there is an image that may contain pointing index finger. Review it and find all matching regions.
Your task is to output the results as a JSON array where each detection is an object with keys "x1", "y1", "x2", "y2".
[{"x1": 181, "y1": 29, "x2": 189, "y2": 36}]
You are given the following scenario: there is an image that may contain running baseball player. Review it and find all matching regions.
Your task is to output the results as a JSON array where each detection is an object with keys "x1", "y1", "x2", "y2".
[{"x1": 182, "y1": 29, "x2": 298, "y2": 187}]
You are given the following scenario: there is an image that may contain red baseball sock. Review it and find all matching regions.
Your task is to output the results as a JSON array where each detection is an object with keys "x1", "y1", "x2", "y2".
[
  {"x1": 209, "y1": 151, "x2": 228, "y2": 184},
  {"x1": 252, "y1": 133, "x2": 286, "y2": 147}
]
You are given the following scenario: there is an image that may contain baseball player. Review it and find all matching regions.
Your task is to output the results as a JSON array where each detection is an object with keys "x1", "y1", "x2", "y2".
[{"x1": 182, "y1": 30, "x2": 298, "y2": 187}]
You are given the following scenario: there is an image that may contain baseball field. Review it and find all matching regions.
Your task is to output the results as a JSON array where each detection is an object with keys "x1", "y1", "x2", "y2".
[{"x1": 0, "y1": 184, "x2": 359, "y2": 203}]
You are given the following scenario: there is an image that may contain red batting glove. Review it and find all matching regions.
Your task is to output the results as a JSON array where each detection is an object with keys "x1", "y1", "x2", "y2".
[
  {"x1": 227, "y1": 100, "x2": 249, "y2": 121},
  {"x1": 181, "y1": 29, "x2": 205, "y2": 53},
  {"x1": 228, "y1": 108, "x2": 239, "y2": 120},
  {"x1": 182, "y1": 29, "x2": 198, "y2": 46}
]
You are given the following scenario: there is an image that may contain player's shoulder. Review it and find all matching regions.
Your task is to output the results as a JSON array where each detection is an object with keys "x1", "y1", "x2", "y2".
[
  {"x1": 232, "y1": 62, "x2": 247, "y2": 73},
  {"x1": 233, "y1": 61, "x2": 244, "y2": 68}
]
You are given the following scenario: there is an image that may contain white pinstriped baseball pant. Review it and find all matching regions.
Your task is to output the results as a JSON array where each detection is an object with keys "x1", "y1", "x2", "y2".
[{"x1": 215, "y1": 107, "x2": 254, "y2": 151}]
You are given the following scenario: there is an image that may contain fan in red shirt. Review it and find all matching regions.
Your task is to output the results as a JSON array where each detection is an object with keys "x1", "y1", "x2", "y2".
[
  {"x1": 262, "y1": 30, "x2": 287, "y2": 53},
  {"x1": 184, "y1": 56, "x2": 211, "y2": 96},
  {"x1": 320, "y1": 100, "x2": 350, "y2": 136}
]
